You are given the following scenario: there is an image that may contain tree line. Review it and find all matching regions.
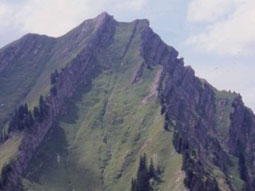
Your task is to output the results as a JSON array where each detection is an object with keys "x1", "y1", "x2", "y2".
[
  {"x1": 131, "y1": 154, "x2": 160, "y2": 191},
  {"x1": 8, "y1": 95, "x2": 49, "y2": 133},
  {"x1": 50, "y1": 69, "x2": 59, "y2": 96},
  {"x1": 6, "y1": 69, "x2": 60, "y2": 135}
]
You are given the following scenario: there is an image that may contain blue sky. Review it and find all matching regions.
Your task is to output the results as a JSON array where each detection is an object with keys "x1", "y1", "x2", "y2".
[{"x1": 0, "y1": 0, "x2": 255, "y2": 110}]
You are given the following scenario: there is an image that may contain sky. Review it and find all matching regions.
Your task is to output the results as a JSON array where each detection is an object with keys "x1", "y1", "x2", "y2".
[{"x1": 0, "y1": 0, "x2": 255, "y2": 110}]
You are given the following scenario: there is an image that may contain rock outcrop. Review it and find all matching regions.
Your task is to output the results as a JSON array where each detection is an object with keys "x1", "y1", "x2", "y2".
[
  {"x1": 229, "y1": 96, "x2": 255, "y2": 190},
  {"x1": 140, "y1": 24, "x2": 254, "y2": 191}
]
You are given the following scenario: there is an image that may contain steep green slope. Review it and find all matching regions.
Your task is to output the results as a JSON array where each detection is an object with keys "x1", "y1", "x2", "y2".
[
  {"x1": 0, "y1": 35, "x2": 55, "y2": 126},
  {"x1": 0, "y1": 13, "x2": 105, "y2": 129},
  {"x1": 213, "y1": 90, "x2": 244, "y2": 190},
  {"x1": 0, "y1": 13, "x2": 113, "y2": 176},
  {"x1": 21, "y1": 21, "x2": 185, "y2": 191},
  {"x1": 0, "y1": 133, "x2": 24, "y2": 171},
  {"x1": 23, "y1": 16, "x2": 102, "y2": 107}
]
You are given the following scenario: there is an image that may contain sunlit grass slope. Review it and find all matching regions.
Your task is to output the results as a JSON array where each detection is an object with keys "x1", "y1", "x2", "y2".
[{"x1": 0, "y1": 17, "x2": 101, "y2": 174}]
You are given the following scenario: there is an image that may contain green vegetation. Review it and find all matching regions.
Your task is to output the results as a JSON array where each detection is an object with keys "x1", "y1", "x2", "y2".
[
  {"x1": 0, "y1": 37, "x2": 55, "y2": 127},
  {"x1": 21, "y1": 21, "x2": 185, "y2": 191},
  {"x1": 0, "y1": 14, "x2": 247, "y2": 191},
  {"x1": 0, "y1": 16, "x2": 100, "y2": 176},
  {"x1": 8, "y1": 104, "x2": 33, "y2": 132},
  {"x1": 50, "y1": 69, "x2": 59, "y2": 84},
  {"x1": 7, "y1": 95, "x2": 48, "y2": 135},
  {"x1": 212, "y1": 90, "x2": 245, "y2": 189},
  {"x1": 131, "y1": 154, "x2": 159, "y2": 191},
  {"x1": 214, "y1": 90, "x2": 237, "y2": 140},
  {"x1": 0, "y1": 133, "x2": 24, "y2": 171}
]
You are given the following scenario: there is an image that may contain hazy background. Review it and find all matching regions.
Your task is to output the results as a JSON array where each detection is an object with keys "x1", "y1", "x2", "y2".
[{"x1": 0, "y1": 0, "x2": 254, "y2": 110}]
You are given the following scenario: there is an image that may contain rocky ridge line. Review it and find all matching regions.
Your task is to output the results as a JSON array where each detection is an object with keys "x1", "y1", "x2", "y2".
[{"x1": 140, "y1": 24, "x2": 255, "y2": 191}]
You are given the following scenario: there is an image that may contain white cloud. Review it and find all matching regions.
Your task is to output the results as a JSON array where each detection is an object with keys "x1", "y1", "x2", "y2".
[
  {"x1": 0, "y1": 3, "x2": 7, "y2": 18},
  {"x1": 0, "y1": 2, "x2": 14, "y2": 27},
  {"x1": 0, "y1": 0, "x2": 148, "y2": 38},
  {"x1": 15, "y1": 0, "x2": 104, "y2": 36},
  {"x1": 187, "y1": 0, "x2": 255, "y2": 55},
  {"x1": 187, "y1": 0, "x2": 233, "y2": 22},
  {"x1": 113, "y1": 0, "x2": 148, "y2": 10}
]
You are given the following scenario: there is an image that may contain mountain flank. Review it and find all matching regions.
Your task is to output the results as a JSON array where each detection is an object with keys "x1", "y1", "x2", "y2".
[{"x1": 0, "y1": 12, "x2": 254, "y2": 191}]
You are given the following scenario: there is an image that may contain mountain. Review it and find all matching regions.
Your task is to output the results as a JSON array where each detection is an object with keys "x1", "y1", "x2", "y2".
[{"x1": 0, "y1": 12, "x2": 254, "y2": 191}]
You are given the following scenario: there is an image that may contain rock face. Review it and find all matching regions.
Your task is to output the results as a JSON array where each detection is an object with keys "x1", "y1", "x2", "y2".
[
  {"x1": 0, "y1": 12, "x2": 254, "y2": 191},
  {"x1": 141, "y1": 26, "x2": 226, "y2": 190},
  {"x1": 141, "y1": 24, "x2": 255, "y2": 191},
  {"x1": 229, "y1": 97, "x2": 255, "y2": 189}
]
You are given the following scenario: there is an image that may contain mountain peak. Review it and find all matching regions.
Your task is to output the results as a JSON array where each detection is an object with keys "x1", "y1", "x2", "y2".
[
  {"x1": 93, "y1": 11, "x2": 115, "y2": 30},
  {"x1": 95, "y1": 11, "x2": 111, "y2": 19}
]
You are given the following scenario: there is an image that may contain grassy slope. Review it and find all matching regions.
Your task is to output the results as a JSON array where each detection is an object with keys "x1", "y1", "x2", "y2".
[
  {"x1": 0, "y1": 37, "x2": 56, "y2": 174},
  {"x1": 0, "y1": 19, "x2": 96, "y2": 174},
  {"x1": 0, "y1": 18, "x2": 96, "y2": 124},
  {"x1": 24, "y1": 19, "x2": 96, "y2": 107},
  {"x1": 213, "y1": 90, "x2": 245, "y2": 190},
  {"x1": 0, "y1": 37, "x2": 55, "y2": 125},
  {"x1": 0, "y1": 132, "x2": 24, "y2": 171},
  {"x1": 214, "y1": 90, "x2": 237, "y2": 141},
  {"x1": 22, "y1": 21, "x2": 185, "y2": 191}
]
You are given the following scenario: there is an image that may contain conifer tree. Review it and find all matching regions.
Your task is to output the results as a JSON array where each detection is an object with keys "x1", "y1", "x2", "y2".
[
  {"x1": 50, "y1": 86, "x2": 57, "y2": 96},
  {"x1": 38, "y1": 96, "x2": 48, "y2": 122},
  {"x1": 131, "y1": 154, "x2": 151, "y2": 191},
  {"x1": 131, "y1": 178, "x2": 137, "y2": 191},
  {"x1": 33, "y1": 106, "x2": 39, "y2": 119},
  {"x1": 25, "y1": 111, "x2": 34, "y2": 128},
  {"x1": 24, "y1": 104, "x2": 29, "y2": 115},
  {"x1": 149, "y1": 159, "x2": 155, "y2": 178},
  {"x1": 50, "y1": 69, "x2": 59, "y2": 84}
]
